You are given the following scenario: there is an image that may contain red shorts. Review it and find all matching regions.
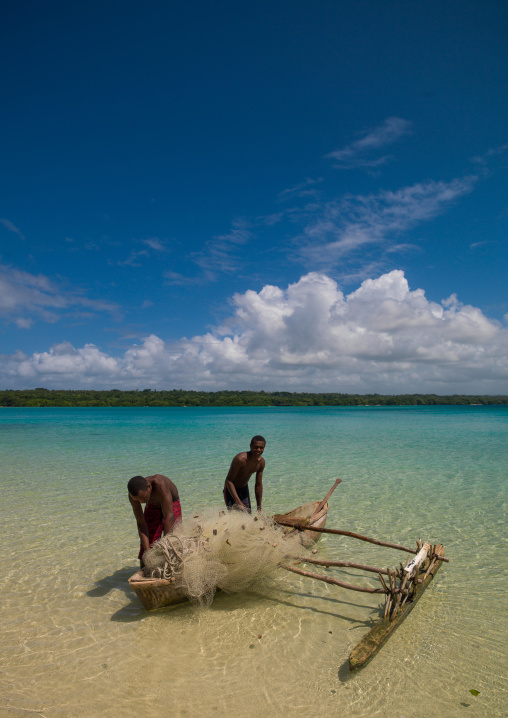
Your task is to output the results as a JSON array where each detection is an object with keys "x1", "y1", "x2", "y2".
[{"x1": 138, "y1": 498, "x2": 182, "y2": 560}]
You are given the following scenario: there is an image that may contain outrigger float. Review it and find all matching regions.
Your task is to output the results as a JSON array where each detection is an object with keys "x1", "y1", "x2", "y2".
[{"x1": 129, "y1": 479, "x2": 448, "y2": 670}]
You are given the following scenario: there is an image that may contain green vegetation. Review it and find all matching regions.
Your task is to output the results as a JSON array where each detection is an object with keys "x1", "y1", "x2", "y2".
[{"x1": 1, "y1": 389, "x2": 507, "y2": 407}]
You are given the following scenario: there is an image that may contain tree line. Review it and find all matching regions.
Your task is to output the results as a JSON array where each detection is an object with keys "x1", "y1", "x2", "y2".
[{"x1": 1, "y1": 389, "x2": 507, "y2": 407}]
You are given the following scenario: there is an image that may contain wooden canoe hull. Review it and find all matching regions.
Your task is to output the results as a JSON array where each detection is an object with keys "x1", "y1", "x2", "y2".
[
  {"x1": 349, "y1": 545, "x2": 446, "y2": 671},
  {"x1": 279, "y1": 500, "x2": 328, "y2": 547},
  {"x1": 128, "y1": 500, "x2": 328, "y2": 610},
  {"x1": 128, "y1": 573, "x2": 189, "y2": 611}
]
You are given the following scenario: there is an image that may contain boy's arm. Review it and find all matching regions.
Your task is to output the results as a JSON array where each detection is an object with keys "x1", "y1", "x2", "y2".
[
  {"x1": 225, "y1": 455, "x2": 249, "y2": 512},
  {"x1": 129, "y1": 494, "x2": 150, "y2": 553},
  {"x1": 254, "y1": 458, "x2": 264, "y2": 511}
]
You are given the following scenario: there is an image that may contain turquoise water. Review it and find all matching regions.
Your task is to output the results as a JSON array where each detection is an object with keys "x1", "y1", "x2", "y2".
[{"x1": 1, "y1": 406, "x2": 507, "y2": 717}]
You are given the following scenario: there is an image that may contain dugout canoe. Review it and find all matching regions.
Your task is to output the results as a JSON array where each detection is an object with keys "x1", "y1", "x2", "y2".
[{"x1": 128, "y1": 500, "x2": 328, "y2": 611}]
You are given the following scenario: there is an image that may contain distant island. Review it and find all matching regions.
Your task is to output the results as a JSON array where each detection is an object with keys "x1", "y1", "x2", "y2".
[{"x1": 1, "y1": 389, "x2": 507, "y2": 407}]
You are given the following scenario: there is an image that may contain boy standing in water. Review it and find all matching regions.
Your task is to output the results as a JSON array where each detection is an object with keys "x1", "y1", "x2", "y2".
[
  {"x1": 128, "y1": 473, "x2": 181, "y2": 566},
  {"x1": 223, "y1": 435, "x2": 266, "y2": 512}
]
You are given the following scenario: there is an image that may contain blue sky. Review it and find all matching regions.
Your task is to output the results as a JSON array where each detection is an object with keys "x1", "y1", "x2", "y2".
[{"x1": 1, "y1": 0, "x2": 508, "y2": 392}]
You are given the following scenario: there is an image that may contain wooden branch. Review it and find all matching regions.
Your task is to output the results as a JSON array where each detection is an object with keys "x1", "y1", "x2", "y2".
[
  {"x1": 390, "y1": 572, "x2": 409, "y2": 620},
  {"x1": 291, "y1": 556, "x2": 389, "y2": 576},
  {"x1": 422, "y1": 545, "x2": 443, "y2": 580},
  {"x1": 377, "y1": 573, "x2": 389, "y2": 594},
  {"x1": 383, "y1": 594, "x2": 392, "y2": 620},
  {"x1": 387, "y1": 568, "x2": 396, "y2": 600},
  {"x1": 281, "y1": 564, "x2": 385, "y2": 594},
  {"x1": 400, "y1": 589, "x2": 410, "y2": 610},
  {"x1": 274, "y1": 522, "x2": 418, "y2": 554},
  {"x1": 275, "y1": 521, "x2": 450, "y2": 562}
]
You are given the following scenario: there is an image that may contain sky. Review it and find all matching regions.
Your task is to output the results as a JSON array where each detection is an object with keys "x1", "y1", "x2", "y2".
[{"x1": 1, "y1": 0, "x2": 508, "y2": 393}]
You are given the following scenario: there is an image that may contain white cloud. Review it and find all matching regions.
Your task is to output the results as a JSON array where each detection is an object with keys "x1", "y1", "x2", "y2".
[
  {"x1": 326, "y1": 117, "x2": 412, "y2": 169},
  {"x1": 11, "y1": 342, "x2": 120, "y2": 382},
  {"x1": 116, "y1": 238, "x2": 166, "y2": 267},
  {"x1": 2, "y1": 271, "x2": 508, "y2": 393},
  {"x1": 140, "y1": 238, "x2": 165, "y2": 251},
  {"x1": 15, "y1": 317, "x2": 33, "y2": 329},
  {"x1": 117, "y1": 250, "x2": 149, "y2": 267},
  {"x1": 297, "y1": 176, "x2": 477, "y2": 269},
  {"x1": 0, "y1": 218, "x2": 26, "y2": 240},
  {"x1": 278, "y1": 178, "x2": 323, "y2": 201},
  {"x1": 471, "y1": 141, "x2": 508, "y2": 166},
  {"x1": 0, "y1": 263, "x2": 120, "y2": 326},
  {"x1": 192, "y1": 219, "x2": 252, "y2": 279},
  {"x1": 163, "y1": 270, "x2": 204, "y2": 287}
]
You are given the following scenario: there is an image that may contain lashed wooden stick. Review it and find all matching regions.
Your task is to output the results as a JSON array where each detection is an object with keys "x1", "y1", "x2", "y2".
[
  {"x1": 383, "y1": 594, "x2": 392, "y2": 619},
  {"x1": 387, "y1": 567, "x2": 396, "y2": 600},
  {"x1": 276, "y1": 523, "x2": 416, "y2": 554},
  {"x1": 391, "y1": 572, "x2": 409, "y2": 619},
  {"x1": 378, "y1": 572, "x2": 389, "y2": 594},
  {"x1": 282, "y1": 564, "x2": 385, "y2": 593},
  {"x1": 422, "y1": 544, "x2": 443, "y2": 580},
  {"x1": 275, "y1": 522, "x2": 450, "y2": 561},
  {"x1": 291, "y1": 555, "x2": 390, "y2": 576}
]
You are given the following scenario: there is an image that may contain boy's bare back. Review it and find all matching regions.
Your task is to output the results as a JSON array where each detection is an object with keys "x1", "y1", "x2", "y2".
[{"x1": 144, "y1": 473, "x2": 179, "y2": 504}]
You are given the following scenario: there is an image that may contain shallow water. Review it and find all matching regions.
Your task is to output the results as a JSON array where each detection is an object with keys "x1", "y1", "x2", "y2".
[{"x1": 0, "y1": 406, "x2": 507, "y2": 717}]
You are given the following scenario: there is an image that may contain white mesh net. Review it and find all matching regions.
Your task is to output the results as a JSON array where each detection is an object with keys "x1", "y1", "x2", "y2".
[{"x1": 142, "y1": 508, "x2": 306, "y2": 607}]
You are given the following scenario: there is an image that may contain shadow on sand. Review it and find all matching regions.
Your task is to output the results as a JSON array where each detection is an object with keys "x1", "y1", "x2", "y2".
[{"x1": 87, "y1": 565, "x2": 148, "y2": 622}]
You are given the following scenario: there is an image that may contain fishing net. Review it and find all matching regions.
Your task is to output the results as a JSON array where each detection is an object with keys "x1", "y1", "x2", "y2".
[{"x1": 142, "y1": 508, "x2": 305, "y2": 607}]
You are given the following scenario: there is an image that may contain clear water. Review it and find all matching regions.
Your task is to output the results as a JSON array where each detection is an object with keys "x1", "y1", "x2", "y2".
[{"x1": 1, "y1": 406, "x2": 507, "y2": 717}]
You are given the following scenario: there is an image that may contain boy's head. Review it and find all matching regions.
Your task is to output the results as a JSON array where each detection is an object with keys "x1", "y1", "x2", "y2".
[
  {"x1": 250, "y1": 435, "x2": 266, "y2": 455},
  {"x1": 251, "y1": 435, "x2": 266, "y2": 445},
  {"x1": 128, "y1": 475, "x2": 151, "y2": 502}
]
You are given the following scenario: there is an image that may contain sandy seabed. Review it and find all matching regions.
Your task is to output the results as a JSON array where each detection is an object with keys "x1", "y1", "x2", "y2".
[{"x1": 1, "y1": 406, "x2": 507, "y2": 717}]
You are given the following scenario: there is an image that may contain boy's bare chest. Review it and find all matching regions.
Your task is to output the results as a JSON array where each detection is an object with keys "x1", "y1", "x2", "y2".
[{"x1": 241, "y1": 458, "x2": 261, "y2": 476}]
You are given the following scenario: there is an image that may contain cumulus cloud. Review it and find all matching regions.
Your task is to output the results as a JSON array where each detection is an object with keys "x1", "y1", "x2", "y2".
[
  {"x1": 0, "y1": 263, "x2": 120, "y2": 327},
  {"x1": 2, "y1": 271, "x2": 507, "y2": 393},
  {"x1": 326, "y1": 117, "x2": 412, "y2": 169}
]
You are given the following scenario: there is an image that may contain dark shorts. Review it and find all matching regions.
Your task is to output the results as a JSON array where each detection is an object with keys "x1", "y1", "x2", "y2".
[
  {"x1": 138, "y1": 498, "x2": 182, "y2": 561},
  {"x1": 223, "y1": 485, "x2": 251, "y2": 512}
]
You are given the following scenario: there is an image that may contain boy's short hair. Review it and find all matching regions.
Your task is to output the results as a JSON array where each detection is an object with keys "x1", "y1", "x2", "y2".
[
  {"x1": 250, "y1": 435, "x2": 266, "y2": 445},
  {"x1": 128, "y1": 475, "x2": 148, "y2": 496}
]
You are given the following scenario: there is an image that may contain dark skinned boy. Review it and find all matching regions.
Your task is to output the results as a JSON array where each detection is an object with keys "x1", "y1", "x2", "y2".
[
  {"x1": 128, "y1": 473, "x2": 181, "y2": 566},
  {"x1": 223, "y1": 435, "x2": 266, "y2": 512}
]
